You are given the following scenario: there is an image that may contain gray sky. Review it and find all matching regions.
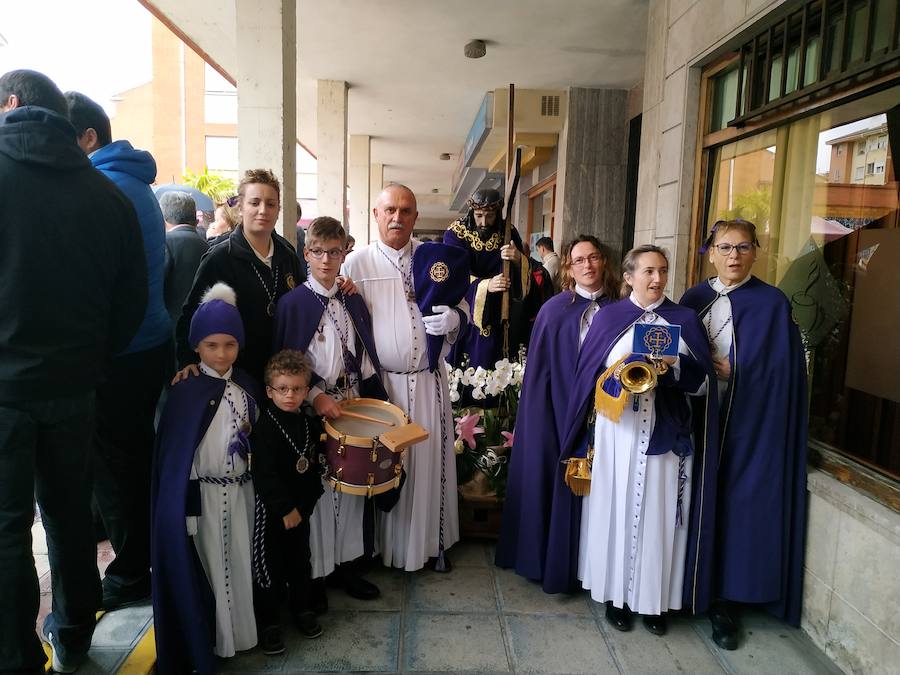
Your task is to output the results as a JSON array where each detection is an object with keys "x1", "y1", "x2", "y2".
[{"x1": 0, "y1": 0, "x2": 152, "y2": 114}]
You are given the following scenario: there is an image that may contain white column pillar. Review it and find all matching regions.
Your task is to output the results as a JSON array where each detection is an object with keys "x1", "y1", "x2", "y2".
[
  {"x1": 348, "y1": 134, "x2": 371, "y2": 244},
  {"x1": 316, "y1": 80, "x2": 348, "y2": 227},
  {"x1": 235, "y1": 0, "x2": 297, "y2": 244},
  {"x1": 368, "y1": 162, "x2": 384, "y2": 243}
]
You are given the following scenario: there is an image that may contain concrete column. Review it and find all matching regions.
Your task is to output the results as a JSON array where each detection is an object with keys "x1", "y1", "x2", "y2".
[
  {"x1": 317, "y1": 80, "x2": 348, "y2": 226},
  {"x1": 235, "y1": 0, "x2": 297, "y2": 244},
  {"x1": 348, "y1": 134, "x2": 371, "y2": 244},
  {"x1": 554, "y1": 87, "x2": 629, "y2": 262},
  {"x1": 368, "y1": 162, "x2": 384, "y2": 242}
]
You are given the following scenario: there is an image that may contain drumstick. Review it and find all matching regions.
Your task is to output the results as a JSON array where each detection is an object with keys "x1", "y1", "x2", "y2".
[{"x1": 339, "y1": 409, "x2": 395, "y2": 426}]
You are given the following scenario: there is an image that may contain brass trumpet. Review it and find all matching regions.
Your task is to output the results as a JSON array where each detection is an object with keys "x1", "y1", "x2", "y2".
[{"x1": 614, "y1": 356, "x2": 669, "y2": 394}]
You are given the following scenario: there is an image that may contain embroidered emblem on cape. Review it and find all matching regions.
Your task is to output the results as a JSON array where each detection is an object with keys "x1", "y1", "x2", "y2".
[{"x1": 429, "y1": 262, "x2": 450, "y2": 283}]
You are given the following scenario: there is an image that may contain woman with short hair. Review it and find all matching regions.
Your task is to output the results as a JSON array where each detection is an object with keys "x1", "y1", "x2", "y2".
[{"x1": 680, "y1": 219, "x2": 807, "y2": 650}]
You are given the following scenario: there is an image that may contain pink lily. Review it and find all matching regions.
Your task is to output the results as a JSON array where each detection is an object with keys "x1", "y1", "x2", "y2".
[
  {"x1": 501, "y1": 430, "x2": 515, "y2": 448},
  {"x1": 455, "y1": 412, "x2": 484, "y2": 450}
]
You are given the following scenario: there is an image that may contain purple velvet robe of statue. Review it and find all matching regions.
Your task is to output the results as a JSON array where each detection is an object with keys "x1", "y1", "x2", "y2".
[
  {"x1": 272, "y1": 285, "x2": 387, "y2": 400},
  {"x1": 495, "y1": 291, "x2": 610, "y2": 584},
  {"x1": 680, "y1": 276, "x2": 807, "y2": 626},
  {"x1": 443, "y1": 223, "x2": 526, "y2": 369},
  {"x1": 150, "y1": 369, "x2": 261, "y2": 675},
  {"x1": 550, "y1": 298, "x2": 719, "y2": 612}
]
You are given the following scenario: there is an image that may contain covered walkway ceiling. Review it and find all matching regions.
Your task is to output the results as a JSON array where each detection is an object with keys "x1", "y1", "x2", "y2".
[{"x1": 143, "y1": 0, "x2": 648, "y2": 218}]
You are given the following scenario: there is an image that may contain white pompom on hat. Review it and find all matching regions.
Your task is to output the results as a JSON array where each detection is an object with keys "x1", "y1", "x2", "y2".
[{"x1": 188, "y1": 282, "x2": 245, "y2": 348}]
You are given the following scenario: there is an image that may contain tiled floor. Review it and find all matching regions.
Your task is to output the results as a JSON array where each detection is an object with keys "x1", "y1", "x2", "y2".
[
  {"x1": 32, "y1": 530, "x2": 844, "y2": 674},
  {"x1": 216, "y1": 540, "x2": 843, "y2": 675}
]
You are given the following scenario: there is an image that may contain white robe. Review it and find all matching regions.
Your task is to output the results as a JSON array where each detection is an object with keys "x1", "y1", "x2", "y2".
[
  {"x1": 343, "y1": 240, "x2": 462, "y2": 571},
  {"x1": 191, "y1": 364, "x2": 257, "y2": 657},
  {"x1": 303, "y1": 277, "x2": 377, "y2": 578},
  {"x1": 577, "y1": 296, "x2": 697, "y2": 616}
]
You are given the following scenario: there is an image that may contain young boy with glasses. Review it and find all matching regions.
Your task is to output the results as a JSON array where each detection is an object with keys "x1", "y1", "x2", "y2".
[
  {"x1": 251, "y1": 349, "x2": 326, "y2": 654},
  {"x1": 272, "y1": 217, "x2": 389, "y2": 612},
  {"x1": 151, "y1": 283, "x2": 261, "y2": 674}
]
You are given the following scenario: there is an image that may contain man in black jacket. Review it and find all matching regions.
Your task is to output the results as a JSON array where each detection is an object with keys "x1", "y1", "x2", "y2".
[{"x1": 0, "y1": 70, "x2": 147, "y2": 674}]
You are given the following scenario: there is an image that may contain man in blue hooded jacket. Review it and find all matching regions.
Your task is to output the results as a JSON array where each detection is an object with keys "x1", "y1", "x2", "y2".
[{"x1": 65, "y1": 91, "x2": 173, "y2": 611}]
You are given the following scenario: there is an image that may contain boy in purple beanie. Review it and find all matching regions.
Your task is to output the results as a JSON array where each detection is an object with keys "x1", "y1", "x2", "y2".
[{"x1": 151, "y1": 283, "x2": 262, "y2": 674}]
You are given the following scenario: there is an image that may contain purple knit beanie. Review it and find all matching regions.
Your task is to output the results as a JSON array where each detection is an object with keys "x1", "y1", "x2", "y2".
[{"x1": 189, "y1": 283, "x2": 245, "y2": 348}]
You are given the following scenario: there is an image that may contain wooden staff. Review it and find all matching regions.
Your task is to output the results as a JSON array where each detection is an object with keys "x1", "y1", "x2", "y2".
[{"x1": 501, "y1": 84, "x2": 522, "y2": 358}]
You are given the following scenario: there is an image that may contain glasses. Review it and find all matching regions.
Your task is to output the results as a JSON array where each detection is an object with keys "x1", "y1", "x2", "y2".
[
  {"x1": 307, "y1": 248, "x2": 344, "y2": 260},
  {"x1": 267, "y1": 385, "x2": 309, "y2": 396},
  {"x1": 713, "y1": 242, "x2": 755, "y2": 255},
  {"x1": 570, "y1": 253, "x2": 603, "y2": 267}
]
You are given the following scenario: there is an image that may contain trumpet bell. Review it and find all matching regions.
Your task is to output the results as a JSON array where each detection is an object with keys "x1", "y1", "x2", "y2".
[{"x1": 615, "y1": 360, "x2": 657, "y2": 394}]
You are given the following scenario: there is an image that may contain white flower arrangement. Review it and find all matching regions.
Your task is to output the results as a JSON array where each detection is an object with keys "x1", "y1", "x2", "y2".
[{"x1": 448, "y1": 356, "x2": 526, "y2": 402}]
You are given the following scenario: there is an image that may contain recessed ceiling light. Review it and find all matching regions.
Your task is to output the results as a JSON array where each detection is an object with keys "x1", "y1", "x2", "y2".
[
  {"x1": 431, "y1": 188, "x2": 440, "y2": 194},
  {"x1": 439, "y1": 153, "x2": 452, "y2": 161},
  {"x1": 464, "y1": 39, "x2": 486, "y2": 59}
]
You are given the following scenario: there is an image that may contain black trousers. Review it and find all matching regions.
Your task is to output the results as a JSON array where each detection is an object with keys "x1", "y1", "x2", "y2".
[
  {"x1": 0, "y1": 393, "x2": 101, "y2": 673},
  {"x1": 92, "y1": 338, "x2": 173, "y2": 595},
  {"x1": 253, "y1": 513, "x2": 312, "y2": 628}
]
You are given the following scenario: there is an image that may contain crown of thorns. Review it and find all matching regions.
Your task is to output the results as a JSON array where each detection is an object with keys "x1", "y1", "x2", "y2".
[{"x1": 466, "y1": 196, "x2": 503, "y2": 210}]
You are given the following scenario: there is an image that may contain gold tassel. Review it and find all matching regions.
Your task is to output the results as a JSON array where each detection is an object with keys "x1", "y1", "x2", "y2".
[
  {"x1": 564, "y1": 448, "x2": 595, "y2": 496},
  {"x1": 594, "y1": 354, "x2": 630, "y2": 422}
]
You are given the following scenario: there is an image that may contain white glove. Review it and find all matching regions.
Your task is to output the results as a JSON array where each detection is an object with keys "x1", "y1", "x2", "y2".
[
  {"x1": 422, "y1": 305, "x2": 460, "y2": 336},
  {"x1": 186, "y1": 516, "x2": 198, "y2": 536}
]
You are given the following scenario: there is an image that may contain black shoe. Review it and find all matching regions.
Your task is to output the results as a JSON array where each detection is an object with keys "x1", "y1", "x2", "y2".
[
  {"x1": 342, "y1": 574, "x2": 380, "y2": 601},
  {"x1": 259, "y1": 625, "x2": 285, "y2": 656},
  {"x1": 709, "y1": 601, "x2": 739, "y2": 650},
  {"x1": 102, "y1": 587, "x2": 151, "y2": 611},
  {"x1": 425, "y1": 551, "x2": 452, "y2": 573},
  {"x1": 311, "y1": 578, "x2": 329, "y2": 615},
  {"x1": 604, "y1": 603, "x2": 634, "y2": 632},
  {"x1": 295, "y1": 611, "x2": 323, "y2": 639},
  {"x1": 642, "y1": 614, "x2": 667, "y2": 636}
]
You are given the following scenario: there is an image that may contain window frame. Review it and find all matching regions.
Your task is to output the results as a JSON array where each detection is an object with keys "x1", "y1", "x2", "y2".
[{"x1": 691, "y1": 51, "x2": 900, "y2": 510}]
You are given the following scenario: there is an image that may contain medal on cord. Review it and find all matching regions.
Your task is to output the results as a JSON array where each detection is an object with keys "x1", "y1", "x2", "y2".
[
  {"x1": 267, "y1": 408, "x2": 311, "y2": 474},
  {"x1": 252, "y1": 263, "x2": 279, "y2": 317}
]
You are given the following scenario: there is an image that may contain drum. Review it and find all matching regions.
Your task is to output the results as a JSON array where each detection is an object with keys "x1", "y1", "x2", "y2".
[{"x1": 323, "y1": 398, "x2": 429, "y2": 497}]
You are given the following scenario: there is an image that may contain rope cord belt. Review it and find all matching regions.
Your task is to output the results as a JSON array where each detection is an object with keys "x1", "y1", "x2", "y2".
[
  {"x1": 385, "y1": 367, "x2": 430, "y2": 376},
  {"x1": 197, "y1": 471, "x2": 251, "y2": 486}
]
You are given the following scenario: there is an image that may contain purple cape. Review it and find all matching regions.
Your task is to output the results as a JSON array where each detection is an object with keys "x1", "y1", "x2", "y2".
[
  {"x1": 150, "y1": 369, "x2": 261, "y2": 675},
  {"x1": 412, "y1": 242, "x2": 471, "y2": 372},
  {"x1": 681, "y1": 276, "x2": 807, "y2": 625},
  {"x1": 273, "y1": 284, "x2": 387, "y2": 400},
  {"x1": 495, "y1": 290, "x2": 611, "y2": 584},
  {"x1": 550, "y1": 298, "x2": 719, "y2": 611}
]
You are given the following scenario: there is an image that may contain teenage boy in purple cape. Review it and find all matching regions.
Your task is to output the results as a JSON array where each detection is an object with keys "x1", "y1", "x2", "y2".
[
  {"x1": 555, "y1": 246, "x2": 719, "y2": 624},
  {"x1": 272, "y1": 216, "x2": 387, "y2": 606},
  {"x1": 680, "y1": 219, "x2": 807, "y2": 650},
  {"x1": 151, "y1": 283, "x2": 262, "y2": 674},
  {"x1": 495, "y1": 235, "x2": 619, "y2": 587}
]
